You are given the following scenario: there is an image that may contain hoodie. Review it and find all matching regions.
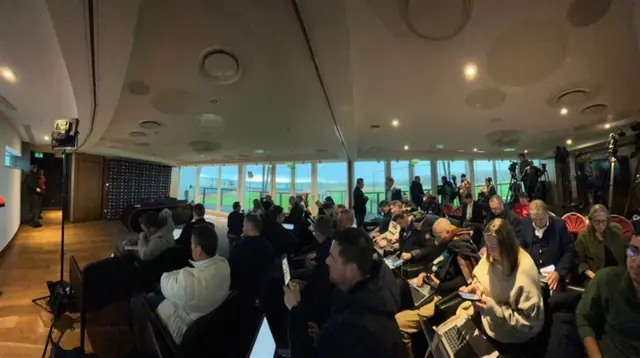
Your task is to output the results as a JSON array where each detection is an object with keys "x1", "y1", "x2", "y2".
[{"x1": 290, "y1": 260, "x2": 404, "y2": 358}]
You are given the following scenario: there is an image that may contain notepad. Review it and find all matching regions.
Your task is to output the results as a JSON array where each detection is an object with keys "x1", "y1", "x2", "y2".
[{"x1": 540, "y1": 265, "x2": 555, "y2": 275}]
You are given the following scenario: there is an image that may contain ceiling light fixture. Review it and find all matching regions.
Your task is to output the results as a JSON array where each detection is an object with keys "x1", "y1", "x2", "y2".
[
  {"x1": 403, "y1": 145, "x2": 409, "y2": 150},
  {"x1": 604, "y1": 123, "x2": 611, "y2": 129},
  {"x1": 391, "y1": 119, "x2": 400, "y2": 127},
  {"x1": 473, "y1": 148, "x2": 478, "y2": 152},
  {"x1": 44, "y1": 136, "x2": 49, "y2": 141},
  {"x1": 524, "y1": 149, "x2": 528, "y2": 154},
  {"x1": 560, "y1": 107, "x2": 568, "y2": 116},
  {"x1": 0, "y1": 67, "x2": 17, "y2": 83},
  {"x1": 254, "y1": 149, "x2": 264, "y2": 154},
  {"x1": 566, "y1": 139, "x2": 573, "y2": 145},
  {"x1": 503, "y1": 148, "x2": 516, "y2": 152},
  {"x1": 463, "y1": 63, "x2": 477, "y2": 80},
  {"x1": 436, "y1": 144, "x2": 444, "y2": 149}
]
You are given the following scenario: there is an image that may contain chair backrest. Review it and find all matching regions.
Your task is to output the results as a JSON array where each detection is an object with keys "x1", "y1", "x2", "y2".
[
  {"x1": 453, "y1": 206, "x2": 462, "y2": 216},
  {"x1": 610, "y1": 214, "x2": 634, "y2": 242},
  {"x1": 562, "y1": 213, "x2": 588, "y2": 234},
  {"x1": 443, "y1": 204, "x2": 454, "y2": 216}
]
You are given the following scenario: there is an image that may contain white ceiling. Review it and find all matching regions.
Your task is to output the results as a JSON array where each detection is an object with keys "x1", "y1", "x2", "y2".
[{"x1": 2, "y1": 0, "x2": 640, "y2": 164}]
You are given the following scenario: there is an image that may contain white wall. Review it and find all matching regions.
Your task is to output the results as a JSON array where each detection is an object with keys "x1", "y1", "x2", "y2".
[
  {"x1": 170, "y1": 167, "x2": 179, "y2": 198},
  {"x1": 0, "y1": 118, "x2": 23, "y2": 252}
]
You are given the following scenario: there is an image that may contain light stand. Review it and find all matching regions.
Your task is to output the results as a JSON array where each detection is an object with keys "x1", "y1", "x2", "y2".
[{"x1": 607, "y1": 133, "x2": 618, "y2": 209}]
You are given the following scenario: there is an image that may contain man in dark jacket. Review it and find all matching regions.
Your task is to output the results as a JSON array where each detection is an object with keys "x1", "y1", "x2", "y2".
[
  {"x1": 410, "y1": 176, "x2": 424, "y2": 208},
  {"x1": 385, "y1": 176, "x2": 403, "y2": 202},
  {"x1": 285, "y1": 228, "x2": 403, "y2": 358},
  {"x1": 461, "y1": 192, "x2": 484, "y2": 224},
  {"x1": 352, "y1": 177, "x2": 368, "y2": 228},
  {"x1": 24, "y1": 164, "x2": 42, "y2": 227},
  {"x1": 175, "y1": 203, "x2": 209, "y2": 250},
  {"x1": 226, "y1": 201, "x2": 245, "y2": 249},
  {"x1": 484, "y1": 195, "x2": 522, "y2": 239},
  {"x1": 287, "y1": 195, "x2": 305, "y2": 224}
]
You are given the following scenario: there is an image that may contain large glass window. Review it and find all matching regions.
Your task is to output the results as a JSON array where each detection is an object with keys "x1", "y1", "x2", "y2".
[
  {"x1": 495, "y1": 160, "x2": 518, "y2": 200},
  {"x1": 179, "y1": 166, "x2": 197, "y2": 203},
  {"x1": 294, "y1": 162, "x2": 312, "y2": 196},
  {"x1": 354, "y1": 161, "x2": 385, "y2": 213},
  {"x1": 244, "y1": 164, "x2": 271, "y2": 209},
  {"x1": 412, "y1": 160, "x2": 432, "y2": 194},
  {"x1": 391, "y1": 161, "x2": 410, "y2": 195},
  {"x1": 317, "y1": 162, "x2": 347, "y2": 205},
  {"x1": 199, "y1": 166, "x2": 219, "y2": 210},
  {"x1": 275, "y1": 163, "x2": 293, "y2": 208},
  {"x1": 473, "y1": 160, "x2": 494, "y2": 195},
  {"x1": 220, "y1": 165, "x2": 238, "y2": 212}
]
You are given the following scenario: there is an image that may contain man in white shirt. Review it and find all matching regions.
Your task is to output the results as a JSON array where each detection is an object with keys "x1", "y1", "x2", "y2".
[{"x1": 132, "y1": 223, "x2": 230, "y2": 345}]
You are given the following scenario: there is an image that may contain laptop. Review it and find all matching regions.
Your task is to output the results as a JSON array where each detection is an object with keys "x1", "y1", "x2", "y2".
[
  {"x1": 248, "y1": 316, "x2": 277, "y2": 358},
  {"x1": 432, "y1": 315, "x2": 497, "y2": 358},
  {"x1": 408, "y1": 277, "x2": 435, "y2": 307},
  {"x1": 383, "y1": 253, "x2": 405, "y2": 269}
]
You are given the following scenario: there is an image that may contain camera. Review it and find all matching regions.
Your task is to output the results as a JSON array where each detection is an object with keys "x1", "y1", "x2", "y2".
[{"x1": 508, "y1": 161, "x2": 518, "y2": 174}]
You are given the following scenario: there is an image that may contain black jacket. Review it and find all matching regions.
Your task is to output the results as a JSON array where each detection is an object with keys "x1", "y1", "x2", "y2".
[
  {"x1": 387, "y1": 187, "x2": 403, "y2": 202},
  {"x1": 520, "y1": 215, "x2": 574, "y2": 279},
  {"x1": 288, "y1": 203, "x2": 304, "y2": 224},
  {"x1": 228, "y1": 235, "x2": 275, "y2": 301},
  {"x1": 263, "y1": 221, "x2": 297, "y2": 258},
  {"x1": 461, "y1": 201, "x2": 484, "y2": 224},
  {"x1": 378, "y1": 211, "x2": 392, "y2": 234},
  {"x1": 290, "y1": 260, "x2": 403, "y2": 358},
  {"x1": 484, "y1": 209, "x2": 522, "y2": 240},
  {"x1": 410, "y1": 181, "x2": 424, "y2": 207},
  {"x1": 24, "y1": 171, "x2": 40, "y2": 195},
  {"x1": 353, "y1": 187, "x2": 368, "y2": 214},
  {"x1": 175, "y1": 217, "x2": 207, "y2": 249},
  {"x1": 227, "y1": 211, "x2": 244, "y2": 236}
]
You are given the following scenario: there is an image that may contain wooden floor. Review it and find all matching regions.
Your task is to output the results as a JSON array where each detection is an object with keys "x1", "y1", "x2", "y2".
[{"x1": 0, "y1": 211, "x2": 126, "y2": 358}]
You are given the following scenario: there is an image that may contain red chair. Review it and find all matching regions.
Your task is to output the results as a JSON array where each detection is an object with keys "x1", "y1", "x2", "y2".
[
  {"x1": 453, "y1": 206, "x2": 462, "y2": 216},
  {"x1": 610, "y1": 214, "x2": 634, "y2": 242},
  {"x1": 562, "y1": 213, "x2": 588, "y2": 235},
  {"x1": 443, "y1": 204, "x2": 454, "y2": 216}
]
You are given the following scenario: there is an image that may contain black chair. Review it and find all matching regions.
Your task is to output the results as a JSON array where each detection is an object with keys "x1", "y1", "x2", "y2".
[{"x1": 143, "y1": 291, "x2": 257, "y2": 358}]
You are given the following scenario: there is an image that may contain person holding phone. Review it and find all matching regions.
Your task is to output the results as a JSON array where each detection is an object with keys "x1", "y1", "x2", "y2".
[{"x1": 459, "y1": 218, "x2": 544, "y2": 357}]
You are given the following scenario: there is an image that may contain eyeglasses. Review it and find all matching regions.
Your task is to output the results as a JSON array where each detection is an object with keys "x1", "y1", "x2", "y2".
[
  {"x1": 626, "y1": 245, "x2": 639, "y2": 259},
  {"x1": 591, "y1": 219, "x2": 607, "y2": 225}
]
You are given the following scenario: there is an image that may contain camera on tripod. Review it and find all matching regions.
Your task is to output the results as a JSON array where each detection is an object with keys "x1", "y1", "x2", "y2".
[{"x1": 508, "y1": 161, "x2": 519, "y2": 180}]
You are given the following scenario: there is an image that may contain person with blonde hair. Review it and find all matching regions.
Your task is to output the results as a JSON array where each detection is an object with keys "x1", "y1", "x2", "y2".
[
  {"x1": 575, "y1": 204, "x2": 626, "y2": 285},
  {"x1": 520, "y1": 200, "x2": 573, "y2": 291},
  {"x1": 460, "y1": 218, "x2": 544, "y2": 356}
]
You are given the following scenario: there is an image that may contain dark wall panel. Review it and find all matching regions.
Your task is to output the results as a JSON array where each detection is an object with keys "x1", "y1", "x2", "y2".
[{"x1": 104, "y1": 159, "x2": 171, "y2": 219}]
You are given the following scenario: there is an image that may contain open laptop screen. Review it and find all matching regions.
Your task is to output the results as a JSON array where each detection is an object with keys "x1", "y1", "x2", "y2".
[{"x1": 249, "y1": 317, "x2": 276, "y2": 358}]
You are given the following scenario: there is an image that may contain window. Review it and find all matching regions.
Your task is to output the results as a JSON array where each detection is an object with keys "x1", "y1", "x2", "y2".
[
  {"x1": 274, "y1": 163, "x2": 293, "y2": 208},
  {"x1": 391, "y1": 161, "x2": 410, "y2": 194},
  {"x1": 294, "y1": 162, "x2": 312, "y2": 196},
  {"x1": 220, "y1": 165, "x2": 238, "y2": 212},
  {"x1": 244, "y1": 164, "x2": 271, "y2": 209},
  {"x1": 412, "y1": 160, "x2": 432, "y2": 194},
  {"x1": 179, "y1": 166, "x2": 197, "y2": 203},
  {"x1": 199, "y1": 166, "x2": 219, "y2": 210},
  {"x1": 317, "y1": 162, "x2": 347, "y2": 205},
  {"x1": 495, "y1": 160, "x2": 518, "y2": 200},
  {"x1": 473, "y1": 160, "x2": 494, "y2": 194},
  {"x1": 354, "y1": 161, "x2": 385, "y2": 214}
]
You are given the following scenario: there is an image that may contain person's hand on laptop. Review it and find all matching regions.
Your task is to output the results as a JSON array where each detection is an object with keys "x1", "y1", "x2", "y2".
[
  {"x1": 426, "y1": 274, "x2": 440, "y2": 288},
  {"x1": 401, "y1": 252, "x2": 412, "y2": 261},
  {"x1": 413, "y1": 273, "x2": 428, "y2": 287},
  {"x1": 284, "y1": 282, "x2": 302, "y2": 310},
  {"x1": 546, "y1": 271, "x2": 560, "y2": 291},
  {"x1": 378, "y1": 239, "x2": 388, "y2": 248}
]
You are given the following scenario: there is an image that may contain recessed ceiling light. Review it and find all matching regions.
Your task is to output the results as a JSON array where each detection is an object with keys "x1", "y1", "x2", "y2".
[
  {"x1": 503, "y1": 148, "x2": 516, "y2": 152},
  {"x1": 391, "y1": 119, "x2": 400, "y2": 127},
  {"x1": 254, "y1": 149, "x2": 264, "y2": 154},
  {"x1": 560, "y1": 107, "x2": 568, "y2": 115},
  {"x1": 566, "y1": 139, "x2": 573, "y2": 145},
  {"x1": 473, "y1": 148, "x2": 478, "y2": 152},
  {"x1": 604, "y1": 123, "x2": 611, "y2": 129},
  {"x1": 436, "y1": 144, "x2": 444, "y2": 149},
  {"x1": 458, "y1": 149, "x2": 465, "y2": 152},
  {"x1": 524, "y1": 149, "x2": 528, "y2": 153},
  {"x1": 44, "y1": 136, "x2": 49, "y2": 141},
  {"x1": 477, "y1": 150, "x2": 486, "y2": 153},
  {"x1": 0, "y1": 67, "x2": 17, "y2": 83},
  {"x1": 463, "y1": 63, "x2": 477, "y2": 80},
  {"x1": 403, "y1": 145, "x2": 409, "y2": 150}
]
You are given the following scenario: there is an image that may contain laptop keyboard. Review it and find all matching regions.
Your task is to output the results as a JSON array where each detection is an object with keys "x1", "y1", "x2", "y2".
[
  {"x1": 410, "y1": 284, "x2": 426, "y2": 304},
  {"x1": 442, "y1": 325, "x2": 467, "y2": 354}
]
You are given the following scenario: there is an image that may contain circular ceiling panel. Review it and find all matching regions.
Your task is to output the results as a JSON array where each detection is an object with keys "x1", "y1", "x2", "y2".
[
  {"x1": 129, "y1": 131, "x2": 146, "y2": 138},
  {"x1": 150, "y1": 88, "x2": 200, "y2": 115},
  {"x1": 127, "y1": 81, "x2": 151, "y2": 96},
  {"x1": 567, "y1": 0, "x2": 612, "y2": 28},
  {"x1": 403, "y1": 0, "x2": 470, "y2": 41},
  {"x1": 139, "y1": 121, "x2": 162, "y2": 129},
  {"x1": 464, "y1": 87, "x2": 506, "y2": 110},
  {"x1": 200, "y1": 49, "x2": 242, "y2": 84},
  {"x1": 581, "y1": 104, "x2": 607, "y2": 116},
  {"x1": 485, "y1": 130, "x2": 521, "y2": 148},
  {"x1": 487, "y1": 21, "x2": 565, "y2": 87}
]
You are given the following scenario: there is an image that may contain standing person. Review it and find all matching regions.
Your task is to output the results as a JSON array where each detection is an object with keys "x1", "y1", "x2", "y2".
[
  {"x1": 38, "y1": 169, "x2": 46, "y2": 218},
  {"x1": 385, "y1": 177, "x2": 403, "y2": 202},
  {"x1": 410, "y1": 176, "x2": 424, "y2": 208},
  {"x1": 24, "y1": 164, "x2": 42, "y2": 228},
  {"x1": 352, "y1": 178, "x2": 368, "y2": 228}
]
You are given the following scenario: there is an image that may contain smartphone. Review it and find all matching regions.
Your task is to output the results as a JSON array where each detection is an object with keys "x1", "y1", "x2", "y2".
[
  {"x1": 282, "y1": 257, "x2": 291, "y2": 285},
  {"x1": 458, "y1": 291, "x2": 481, "y2": 301}
]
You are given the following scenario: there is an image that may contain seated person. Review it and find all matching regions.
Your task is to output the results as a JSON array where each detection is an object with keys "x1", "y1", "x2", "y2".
[
  {"x1": 263, "y1": 205, "x2": 297, "y2": 257},
  {"x1": 228, "y1": 213, "x2": 275, "y2": 303},
  {"x1": 369, "y1": 200, "x2": 392, "y2": 237},
  {"x1": 575, "y1": 204, "x2": 626, "y2": 286},
  {"x1": 124, "y1": 210, "x2": 175, "y2": 261},
  {"x1": 261, "y1": 194, "x2": 274, "y2": 212},
  {"x1": 421, "y1": 194, "x2": 441, "y2": 216},
  {"x1": 374, "y1": 212, "x2": 406, "y2": 248},
  {"x1": 461, "y1": 192, "x2": 484, "y2": 224},
  {"x1": 460, "y1": 218, "x2": 544, "y2": 357},
  {"x1": 576, "y1": 234, "x2": 640, "y2": 358},
  {"x1": 395, "y1": 218, "x2": 479, "y2": 357},
  {"x1": 287, "y1": 195, "x2": 305, "y2": 224},
  {"x1": 337, "y1": 209, "x2": 355, "y2": 230},
  {"x1": 513, "y1": 192, "x2": 531, "y2": 218},
  {"x1": 135, "y1": 224, "x2": 230, "y2": 344},
  {"x1": 485, "y1": 195, "x2": 522, "y2": 239},
  {"x1": 226, "y1": 201, "x2": 245, "y2": 247},
  {"x1": 285, "y1": 228, "x2": 403, "y2": 358},
  {"x1": 402, "y1": 194, "x2": 418, "y2": 211},
  {"x1": 175, "y1": 203, "x2": 209, "y2": 249},
  {"x1": 520, "y1": 200, "x2": 573, "y2": 292}
]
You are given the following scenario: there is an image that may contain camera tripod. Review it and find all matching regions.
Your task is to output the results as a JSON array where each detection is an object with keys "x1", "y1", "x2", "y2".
[
  {"x1": 533, "y1": 169, "x2": 550, "y2": 202},
  {"x1": 506, "y1": 173, "x2": 521, "y2": 204}
]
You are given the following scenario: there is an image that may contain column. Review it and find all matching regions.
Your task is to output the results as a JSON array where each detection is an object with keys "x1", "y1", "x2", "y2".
[
  {"x1": 430, "y1": 160, "x2": 438, "y2": 196},
  {"x1": 237, "y1": 164, "x2": 245, "y2": 208},
  {"x1": 467, "y1": 159, "x2": 475, "y2": 199},
  {"x1": 290, "y1": 164, "x2": 296, "y2": 197},
  {"x1": 311, "y1": 162, "x2": 318, "y2": 216},
  {"x1": 269, "y1": 164, "x2": 276, "y2": 198},
  {"x1": 347, "y1": 160, "x2": 354, "y2": 208},
  {"x1": 216, "y1": 166, "x2": 222, "y2": 212},
  {"x1": 195, "y1": 166, "x2": 201, "y2": 204}
]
